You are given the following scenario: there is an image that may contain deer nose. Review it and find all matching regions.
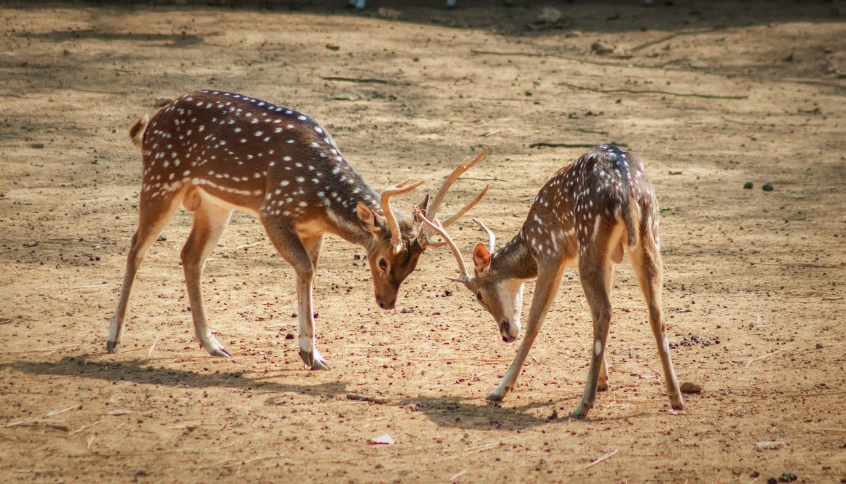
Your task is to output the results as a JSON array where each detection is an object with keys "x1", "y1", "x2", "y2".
[{"x1": 378, "y1": 299, "x2": 396, "y2": 310}]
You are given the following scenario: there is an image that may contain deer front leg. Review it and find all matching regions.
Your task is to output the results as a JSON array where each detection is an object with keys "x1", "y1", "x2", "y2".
[
  {"x1": 262, "y1": 221, "x2": 329, "y2": 370},
  {"x1": 297, "y1": 235, "x2": 328, "y2": 370},
  {"x1": 487, "y1": 263, "x2": 565, "y2": 401}
]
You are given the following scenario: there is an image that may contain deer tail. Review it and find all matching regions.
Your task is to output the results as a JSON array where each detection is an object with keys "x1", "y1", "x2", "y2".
[{"x1": 622, "y1": 201, "x2": 639, "y2": 248}]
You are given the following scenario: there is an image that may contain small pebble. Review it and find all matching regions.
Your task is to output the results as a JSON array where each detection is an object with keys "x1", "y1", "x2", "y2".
[
  {"x1": 285, "y1": 333, "x2": 294, "y2": 340},
  {"x1": 762, "y1": 183, "x2": 774, "y2": 191},
  {"x1": 816, "y1": 342, "x2": 824, "y2": 349},
  {"x1": 157, "y1": 234, "x2": 167, "y2": 241},
  {"x1": 743, "y1": 182, "x2": 753, "y2": 189},
  {"x1": 779, "y1": 473, "x2": 798, "y2": 482},
  {"x1": 768, "y1": 479, "x2": 778, "y2": 484}
]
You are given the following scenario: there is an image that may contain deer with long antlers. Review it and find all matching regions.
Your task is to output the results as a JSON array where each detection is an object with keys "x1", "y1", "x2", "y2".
[
  {"x1": 107, "y1": 90, "x2": 488, "y2": 369},
  {"x1": 417, "y1": 145, "x2": 683, "y2": 418}
]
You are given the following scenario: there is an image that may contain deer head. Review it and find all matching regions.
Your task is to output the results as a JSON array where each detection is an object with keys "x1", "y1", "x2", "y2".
[
  {"x1": 415, "y1": 213, "x2": 525, "y2": 342},
  {"x1": 358, "y1": 149, "x2": 489, "y2": 310}
]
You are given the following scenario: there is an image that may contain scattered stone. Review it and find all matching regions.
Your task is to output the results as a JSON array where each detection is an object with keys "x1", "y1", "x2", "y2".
[
  {"x1": 325, "y1": 44, "x2": 340, "y2": 51},
  {"x1": 31, "y1": 143, "x2": 44, "y2": 149},
  {"x1": 743, "y1": 182, "x2": 753, "y2": 189},
  {"x1": 591, "y1": 41, "x2": 616, "y2": 55},
  {"x1": 680, "y1": 381, "x2": 702, "y2": 394},
  {"x1": 756, "y1": 441, "x2": 784, "y2": 451},
  {"x1": 762, "y1": 183, "x2": 774, "y2": 191},
  {"x1": 565, "y1": 30, "x2": 581, "y2": 38},
  {"x1": 535, "y1": 7, "x2": 562, "y2": 24},
  {"x1": 369, "y1": 433, "x2": 395, "y2": 445},
  {"x1": 768, "y1": 478, "x2": 778, "y2": 484},
  {"x1": 157, "y1": 234, "x2": 167, "y2": 241},
  {"x1": 23, "y1": 241, "x2": 39, "y2": 248},
  {"x1": 330, "y1": 90, "x2": 370, "y2": 101},
  {"x1": 816, "y1": 342, "x2": 824, "y2": 349},
  {"x1": 154, "y1": 97, "x2": 172, "y2": 107},
  {"x1": 550, "y1": 409, "x2": 558, "y2": 419},
  {"x1": 285, "y1": 333, "x2": 294, "y2": 340},
  {"x1": 751, "y1": 471, "x2": 761, "y2": 478},
  {"x1": 783, "y1": 53, "x2": 794, "y2": 62},
  {"x1": 377, "y1": 7, "x2": 401, "y2": 20},
  {"x1": 779, "y1": 473, "x2": 798, "y2": 482}
]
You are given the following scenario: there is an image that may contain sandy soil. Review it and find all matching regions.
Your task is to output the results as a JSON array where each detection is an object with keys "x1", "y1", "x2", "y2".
[{"x1": 1, "y1": 1, "x2": 845, "y2": 482}]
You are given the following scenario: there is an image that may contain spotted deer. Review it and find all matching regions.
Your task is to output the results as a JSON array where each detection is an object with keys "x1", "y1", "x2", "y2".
[
  {"x1": 107, "y1": 90, "x2": 488, "y2": 369},
  {"x1": 416, "y1": 145, "x2": 684, "y2": 418}
]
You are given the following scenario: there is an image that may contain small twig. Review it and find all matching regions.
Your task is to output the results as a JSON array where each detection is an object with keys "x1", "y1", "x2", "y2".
[
  {"x1": 43, "y1": 405, "x2": 78, "y2": 418},
  {"x1": 575, "y1": 449, "x2": 618, "y2": 470},
  {"x1": 745, "y1": 347, "x2": 790, "y2": 368},
  {"x1": 235, "y1": 241, "x2": 264, "y2": 250},
  {"x1": 470, "y1": 49, "x2": 665, "y2": 69},
  {"x1": 529, "y1": 142, "x2": 628, "y2": 149},
  {"x1": 11, "y1": 344, "x2": 80, "y2": 354},
  {"x1": 70, "y1": 419, "x2": 104, "y2": 435},
  {"x1": 449, "y1": 469, "x2": 467, "y2": 480},
  {"x1": 465, "y1": 443, "x2": 497, "y2": 454},
  {"x1": 146, "y1": 335, "x2": 159, "y2": 360},
  {"x1": 321, "y1": 76, "x2": 392, "y2": 84},
  {"x1": 558, "y1": 82, "x2": 748, "y2": 100},
  {"x1": 68, "y1": 88, "x2": 127, "y2": 95},
  {"x1": 822, "y1": 296, "x2": 844, "y2": 301}
]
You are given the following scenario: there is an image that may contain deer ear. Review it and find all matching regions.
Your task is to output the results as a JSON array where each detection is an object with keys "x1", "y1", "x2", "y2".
[
  {"x1": 473, "y1": 243, "x2": 491, "y2": 273},
  {"x1": 356, "y1": 203, "x2": 382, "y2": 234},
  {"x1": 415, "y1": 194, "x2": 429, "y2": 219}
]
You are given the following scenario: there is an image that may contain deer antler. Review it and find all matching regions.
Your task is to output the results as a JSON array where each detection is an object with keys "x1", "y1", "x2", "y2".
[
  {"x1": 473, "y1": 218, "x2": 495, "y2": 254},
  {"x1": 381, "y1": 179, "x2": 424, "y2": 254},
  {"x1": 414, "y1": 208, "x2": 470, "y2": 283},
  {"x1": 417, "y1": 148, "x2": 489, "y2": 247}
]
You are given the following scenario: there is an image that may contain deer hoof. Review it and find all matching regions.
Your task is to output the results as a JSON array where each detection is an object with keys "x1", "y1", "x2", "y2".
[
  {"x1": 597, "y1": 382, "x2": 609, "y2": 392},
  {"x1": 300, "y1": 349, "x2": 330, "y2": 370},
  {"x1": 209, "y1": 346, "x2": 232, "y2": 358},
  {"x1": 570, "y1": 403, "x2": 591, "y2": 419},
  {"x1": 106, "y1": 341, "x2": 119, "y2": 353},
  {"x1": 486, "y1": 392, "x2": 505, "y2": 402}
]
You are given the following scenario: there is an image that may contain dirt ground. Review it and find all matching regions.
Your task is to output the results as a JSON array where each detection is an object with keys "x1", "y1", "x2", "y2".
[{"x1": 1, "y1": 0, "x2": 845, "y2": 482}]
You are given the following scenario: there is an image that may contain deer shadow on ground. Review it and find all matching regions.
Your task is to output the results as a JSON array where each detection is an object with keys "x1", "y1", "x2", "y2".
[{"x1": 0, "y1": 355, "x2": 348, "y2": 397}]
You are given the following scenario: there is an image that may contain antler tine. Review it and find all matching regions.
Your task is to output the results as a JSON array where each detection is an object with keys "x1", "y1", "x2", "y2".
[
  {"x1": 425, "y1": 148, "x2": 488, "y2": 222},
  {"x1": 381, "y1": 179, "x2": 424, "y2": 254},
  {"x1": 413, "y1": 208, "x2": 470, "y2": 283},
  {"x1": 473, "y1": 218, "x2": 496, "y2": 254},
  {"x1": 440, "y1": 184, "x2": 489, "y2": 227}
]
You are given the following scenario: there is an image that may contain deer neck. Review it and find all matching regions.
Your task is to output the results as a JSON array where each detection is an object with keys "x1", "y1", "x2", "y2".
[{"x1": 490, "y1": 231, "x2": 538, "y2": 281}]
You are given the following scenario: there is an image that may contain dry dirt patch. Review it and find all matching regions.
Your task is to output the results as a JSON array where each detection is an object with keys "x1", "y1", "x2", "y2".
[{"x1": 0, "y1": 1, "x2": 844, "y2": 482}]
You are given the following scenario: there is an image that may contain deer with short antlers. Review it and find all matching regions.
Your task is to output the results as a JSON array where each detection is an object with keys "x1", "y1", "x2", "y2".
[
  {"x1": 107, "y1": 90, "x2": 488, "y2": 369},
  {"x1": 416, "y1": 145, "x2": 684, "y2": 418}
]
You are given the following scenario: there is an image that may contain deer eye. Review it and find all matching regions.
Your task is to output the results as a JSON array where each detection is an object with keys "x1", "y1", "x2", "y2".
[{"x1": 379, "y1": 258, "x2": 387, "y2": 270}]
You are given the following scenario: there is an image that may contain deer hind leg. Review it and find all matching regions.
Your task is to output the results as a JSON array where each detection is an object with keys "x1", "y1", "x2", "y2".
[
  {"x1": 571, "y1": 245, "x2": 614, "y2": 419},
  {"x1": 107, "y1": 189, "x2": 184, "y2": 353},
  {"x1": 629, "y1": 237, "x2": 684, "y2": 410},
  {"x1": 262, "y1": 222, "x2": 329, "y2": 371},
  {"x1": 597, "y1": 263, "x2": 614, "y2": 392},
  {"x1": 181, "y1": 196, "x2": 232, "y2": 357}
]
